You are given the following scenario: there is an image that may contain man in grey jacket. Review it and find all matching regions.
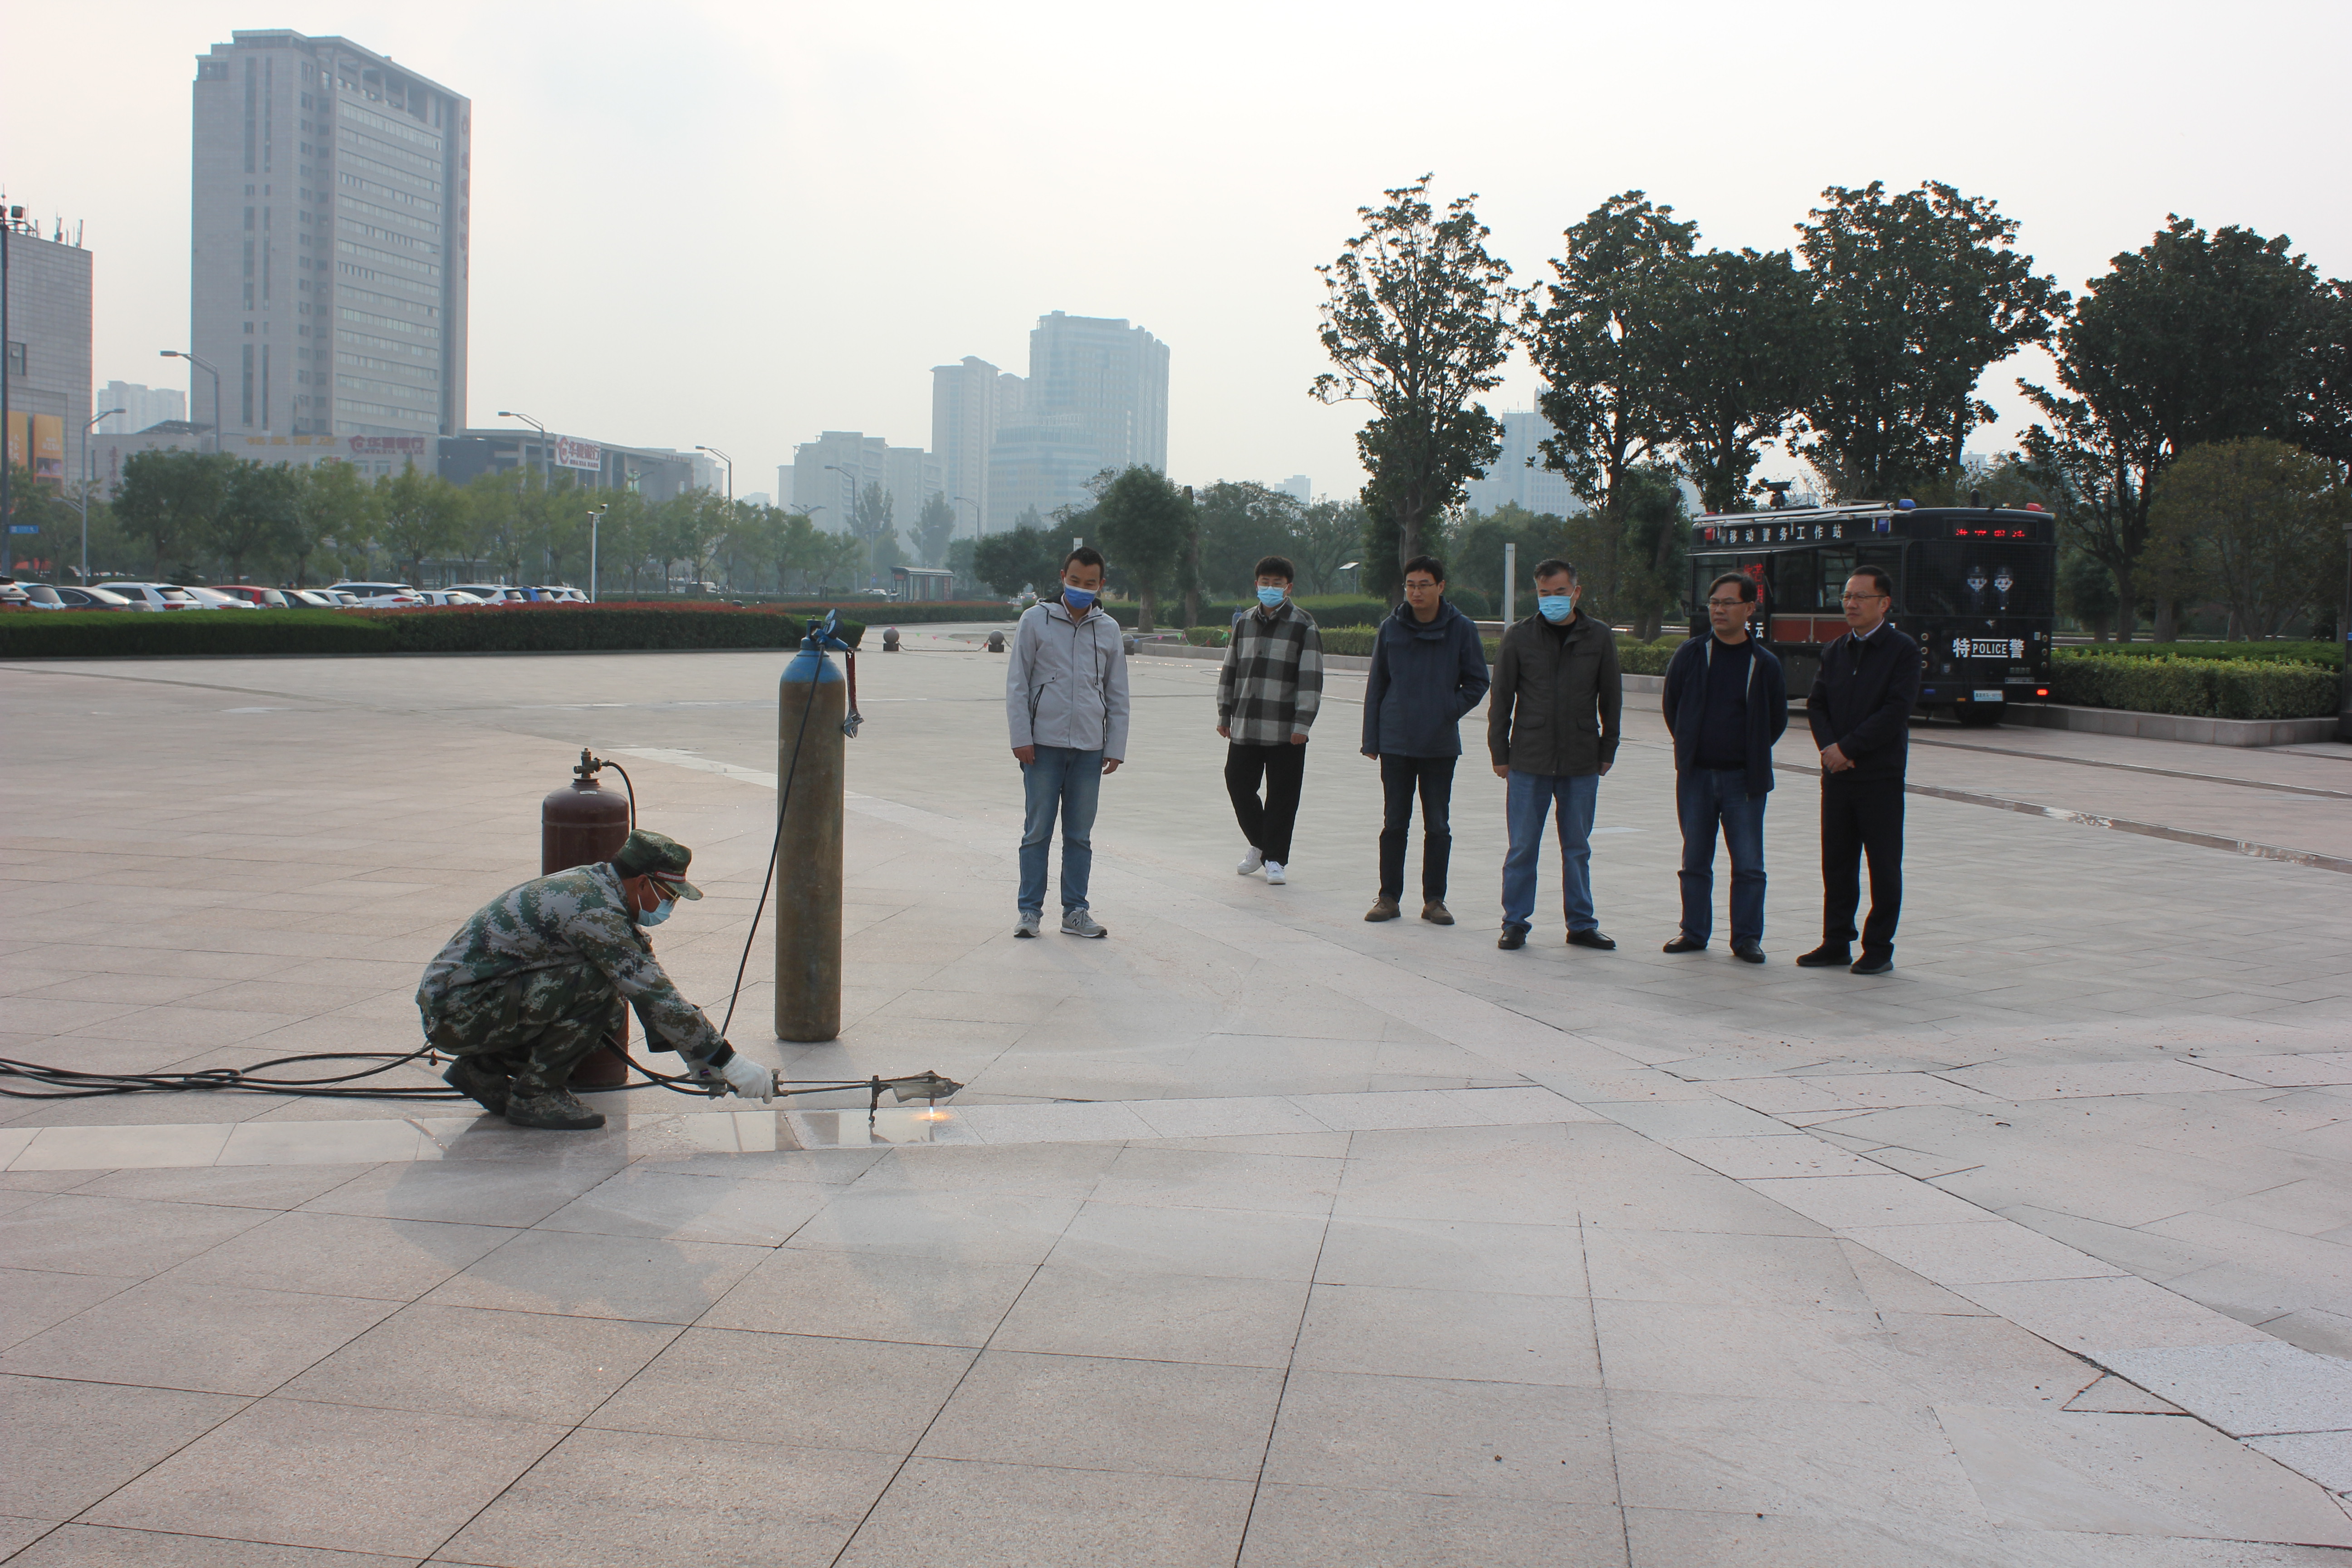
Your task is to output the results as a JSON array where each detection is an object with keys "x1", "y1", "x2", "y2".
[
  {"x1": 1005, "y1": 546, "x2": 1131, "y2": 938},
  {"x1": 1487, "y1": 559, "x2": 1623, "y2": 951}
]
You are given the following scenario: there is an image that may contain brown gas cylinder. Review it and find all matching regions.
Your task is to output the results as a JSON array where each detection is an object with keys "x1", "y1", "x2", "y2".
[{"x1": 542, "y1": 749, "x2": 632, "y2": 1087}]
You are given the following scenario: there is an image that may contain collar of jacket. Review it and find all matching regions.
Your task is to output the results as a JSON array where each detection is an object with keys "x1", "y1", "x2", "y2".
[
  {"x1": 1702, "y1": 632, "x2": 1759, "y2": 699},
  {"x1": 1525, "y1": 608, "x2": 1587, "y2": 640},
  {"x1": 1393, "y1": 598, "x2": 1460, "y2": 639},
  {"x1": 1043, "y1": 598, "x2": 1102, "y2": 627}
]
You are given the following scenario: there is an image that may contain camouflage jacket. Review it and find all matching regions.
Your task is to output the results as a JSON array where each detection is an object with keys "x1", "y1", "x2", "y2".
[{"x1": 416, "y1": 862, "x2": 724, "y2": 1060}]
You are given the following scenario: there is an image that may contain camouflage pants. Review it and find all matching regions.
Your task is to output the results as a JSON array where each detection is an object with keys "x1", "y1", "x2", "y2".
[{"x1": 427, "y1": 962, "x2": 622, "y2": 1096}]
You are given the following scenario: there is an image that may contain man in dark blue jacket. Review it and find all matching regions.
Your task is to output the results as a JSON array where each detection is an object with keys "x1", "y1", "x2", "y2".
[
  {"x1": 1799, "y1": 565, "x2": 1922, "y2": 975},
  {"x1": 1360, "y1": 555, "x2": 1490, "y2": 925},
  {"x1": 1661, "y1": 572, "x2": 1788, "y2": 962}
]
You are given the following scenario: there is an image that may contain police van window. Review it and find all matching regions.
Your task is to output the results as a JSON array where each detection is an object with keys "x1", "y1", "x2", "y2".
[{"x1": 1816, "y1": 549, "x2": 1855, "y2": 612}]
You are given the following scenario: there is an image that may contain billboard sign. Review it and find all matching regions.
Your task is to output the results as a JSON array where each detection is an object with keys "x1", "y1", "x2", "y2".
[
  {"x1": 347, "y1": 436, "x2": 428, "y2": 456},
  {"x1": 554, "y1": 436, "x2": 602, "y2": 471},
  {"x1": 4, "y1": 412, "x2": 66, "y2": 483}
]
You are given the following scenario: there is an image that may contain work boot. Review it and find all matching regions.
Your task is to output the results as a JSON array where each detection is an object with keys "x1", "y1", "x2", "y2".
[
  {"x1": 505, "y1": 1086, "x2": 608, "y2": 1131},
  {"x1": 1364, "y1": 897, "x2": 1401, "y2": 922},
  {"x1": 442, "y1": 1056, "x2": 510, "y2": 1116},
  {"x1": 1421, "y1": 901, "x2": 1454, "y2": 926}
]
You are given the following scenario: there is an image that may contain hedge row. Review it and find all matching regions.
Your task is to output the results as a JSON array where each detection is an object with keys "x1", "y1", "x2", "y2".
[
  {"x1": 1101, "y1": 595, "x2": 1399, "y2": 632},
  {"x1": 0, "y1": 603, "x2": 865, "y2": 659},
  {"x1": 2050, "y1": 653, "x2": 2337, "y2": 720},
  {"x1": 2059, "y1": 639, "x2": 2342, "y2": 670}
]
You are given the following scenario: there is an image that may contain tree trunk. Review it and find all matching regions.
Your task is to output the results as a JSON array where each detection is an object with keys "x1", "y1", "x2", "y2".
[
  {"x1": 2153, "y1": 598, "x2": 2178, "y2": 642},
  {"x1": 1137, "y1": 583, "x2": 1156, "y2": 635},
  {"x1": 2111, "y1": 561, "x2": 2137, "y2": 641}
]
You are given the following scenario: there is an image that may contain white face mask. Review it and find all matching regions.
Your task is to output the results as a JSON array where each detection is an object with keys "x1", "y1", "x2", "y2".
[{"x1": 634, "y1": 885, "x2": 676, "y2": 926}]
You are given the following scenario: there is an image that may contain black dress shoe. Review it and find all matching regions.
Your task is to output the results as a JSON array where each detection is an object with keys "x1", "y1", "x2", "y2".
[
  {"x1": 1795, "y1": 944, "x2": 1852, "y2": 968},
  {"x1": 1566, "y1": 928, "x2": 1616, "y2": 951},
  {"x1": 1662, "y1": 935, "x2": 1707, "y2": 954},
  {"x1": 1732, "y1": 941, "x2": 1766, "y2": 964},
  {"x1": 1850, "y1": 952, "x2": 1895, "y2": 975},
  {"x1": 1497, "y1": 925, "x2": 1527, "y2": 951}
]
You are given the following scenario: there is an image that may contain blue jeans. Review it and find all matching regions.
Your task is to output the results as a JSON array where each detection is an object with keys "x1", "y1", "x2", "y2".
[
  {"x1": 1676, "y1": 768, "x2": 1767, "y2": 946},
  {"x1": 1019, "y1": 746, "x2": 1103, "y2": 915},
  {"x1": 1501, "y1": 770, "x2": 1600, "y2": 933}
]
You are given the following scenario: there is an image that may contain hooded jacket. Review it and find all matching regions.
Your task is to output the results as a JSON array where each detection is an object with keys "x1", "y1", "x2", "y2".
[
  {"x1": 1361, "y1": 598, "x2": 1490, "y2": 757},
  {"x1": 1005, "y1": 596, "x2": 1132, "y2": 758}
]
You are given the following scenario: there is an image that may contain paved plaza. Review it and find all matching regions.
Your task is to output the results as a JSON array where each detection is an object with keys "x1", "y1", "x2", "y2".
[{"x1": 2, "y1": 633, "x2": 2349, "y2": 1566}]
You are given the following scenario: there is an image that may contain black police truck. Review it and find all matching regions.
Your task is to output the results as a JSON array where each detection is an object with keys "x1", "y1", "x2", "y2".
[{"x1": 1685, "y1": 501, "x2": 2057, "y2": 725}]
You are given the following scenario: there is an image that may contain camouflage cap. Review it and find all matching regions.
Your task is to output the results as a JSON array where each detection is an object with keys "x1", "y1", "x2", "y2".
[{"x1": 610, "y1": 828, "x2": 703, "y2": 899}]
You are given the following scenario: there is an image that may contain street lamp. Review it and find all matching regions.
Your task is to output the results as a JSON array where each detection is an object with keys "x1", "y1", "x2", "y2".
[
  {"x1": 694, "y1": 445, "x2": 734, "y2": 505},
  {"x1": 69, "y1": 407, "x2": 125, "y2": 583},
  {"x1": 954, "y1": 493, "x2": 980, "y2": 540},
  {"x1": 160, "y1": 349, "x2": 223, "y2": 453},
  {"x1": 587, "y1": 503, "x2": 608, "y2": 603},
  {"x1": 497, "y1": 410, "x2": 549, "y2": 485}
]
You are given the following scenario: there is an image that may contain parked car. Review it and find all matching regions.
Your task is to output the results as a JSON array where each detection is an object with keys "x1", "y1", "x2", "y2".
[
  {"x1": 48, "y1": 585, "x2": 137, "y2": 610},
  {"x1": 95, "y1": 582, "x2": 209, "y2": 610},
  {"x1": 211, "y1": 585, "x2": 291, "y2": 608},
  {"x1": 532, "y1": 585, "x2": 589, "y2": 603},
  {"x1": 0, "y1": 581, "x2": 33, "y2": 609},
  {"x1": 414, "y1": 590, "x2": 488, "y2": 607},
  {"x1": 446, "y1": 583, "x2": 524, "y2": 603},
  {"x1": 178, "y1": 586, "x2": 260, "y2": 609},
  {"x1": 328, "y1": 581, "x2": 423, "y2": 608},
  {"x1": 284, "y1": 588, "x2": 348, "y2": 608}
]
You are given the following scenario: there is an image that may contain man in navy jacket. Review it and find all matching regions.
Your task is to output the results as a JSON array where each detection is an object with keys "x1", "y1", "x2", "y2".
[
  {"x1": 1360, "y1": 555, "x2": 1490, "y2": 924},
  {"x1": 1799, "y1": 565, "x2": 1921, "y2": 975},
  {"x1": 1661, "y1": 572, "x2": 1788, "y2": 962}
]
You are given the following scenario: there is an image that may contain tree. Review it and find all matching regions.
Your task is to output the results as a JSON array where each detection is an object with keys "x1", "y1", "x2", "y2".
[
  {"x1": 291, "y1": 461, "x2": 374, "y2": 587},
  {"x1": 1194, "y1": 481, "x2": 1304, "y2": 598},
  {"x1": 373, "y1": 467, "x2": 463, "y2": 585},
  {"x1": 2147, "y1": 440, "x2": 2349, "y2": 640},
  {"x1": 113, "y1": 449, "x2": 233, "y2": 577},
  {"x1": 912, "y1": 493, "x2": 958, "y2": 568},
  {"x1": 972, "y1": 524, "x2": 1063, "y2": 598},
  {"x1": 2024, "y1": 217, "x2": 2342, "y2": 638},
  {"x1": 946, "y1": 537, "x2": 979, "y2": 596},
  {"x1": 214, "y1": 461, "x2": 299, "y2": 583},
  {"x1": 1611, "y1": 465, "x2": 1692, "y2": 640},
  {"x1": 2056, "y1": 547, "x2": 2119, "y2": 641},
  {"x1": 1448, "y1": 503, "x2": 1563, "y2": 610},
  {"x1": 1654, "y1": 247, "x2": 1828, "y2": 514},
  {"x1": 1793, "y1": 181, "x2": 2062, "y2": 500},
  {"x1": 1313, "y1": 174, "x2": 1520, "y2": 596},
  {"x1": 1091, "y1": 466, "x2": 1192, "y2": 631},
  {"x1": 1526, "y1": 191, "x2": 1695, "y2": 532},
  {"x1": 1292, "y1": 498, "x2": 1366, "y2": 595},
  {"x1": 848, "y1": 481, "x2": 895, "y2": 583}
]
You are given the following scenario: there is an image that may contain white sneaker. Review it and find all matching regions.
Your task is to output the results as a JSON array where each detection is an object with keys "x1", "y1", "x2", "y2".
[
  {"x1": 1060, "y1": 908, "x2": 1108, "y2": 938},
  {"x1": 1236, "y1": 847, "x2": 1264, "y2": 876},
  {"x1": 1263, "y1": 861, "x2": 1286, "y2": 886},
  {"x1": 1014, "y1": 912, "x2": 1041, "y2": 938}
]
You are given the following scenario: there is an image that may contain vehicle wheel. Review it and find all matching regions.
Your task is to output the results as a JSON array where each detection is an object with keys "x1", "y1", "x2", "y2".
[{"x1": 1955, "y1": 704, "x2": 2005, "y2": 728}]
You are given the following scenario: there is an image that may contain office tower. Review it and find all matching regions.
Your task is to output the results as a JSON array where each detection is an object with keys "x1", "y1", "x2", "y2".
[
  {"x1": 1028, "y1": 311, "x2": 1167, "y2": 473},
  {"x1": 1279, "y1": 475, "x2": 1311, "y2": 504},
  {"x1": 789, "y1": 432, "x2": 941, "y2": 539},
  {"x1": 930, "y1": 356, "x2": 1025, "y2": 538},
  {"x1": 1461, "y1": 411, "x2": 1585, "y2": 517},
  {"x1": 2, "y1": 212, "x2": 93, "y2": 515},
  {"x1": 189, "y1": 31, "x2": 469, "y2": 451},
  {"x1": 96, "y1": 381, "x2": 187, "y2": 434}
]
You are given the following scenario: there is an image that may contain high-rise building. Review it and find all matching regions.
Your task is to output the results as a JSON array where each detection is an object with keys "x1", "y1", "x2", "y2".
[
  {"x1": 3, "y1": 212, "x2": 93, "y2": 519},
  {"x1": 979, "y1": 311, "x2": 1167, "y2": 532},
  {"x1": 96, "y1": 381, "x2": 187, "y2": 434},
  {"x1": 189, "y1": 31, "x2": 469, "y2": 447},
  {"x1": 1279, "y1": 475, "x2": 1312, "y2": 504},
  {"x1": 788, "y1": 432, "x2": 941, "y2": 539},
  {"x1": 1462, "y1": 411, "x2": 1585, "y2": 518},
  {"x1": 930, "y1": 356, "x2": 1026, "y2": 538}
]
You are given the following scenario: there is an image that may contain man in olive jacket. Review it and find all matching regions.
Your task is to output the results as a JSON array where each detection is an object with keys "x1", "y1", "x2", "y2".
[{"x1": 1487, "y1": 559, "x2": 1622, "y2": 951}]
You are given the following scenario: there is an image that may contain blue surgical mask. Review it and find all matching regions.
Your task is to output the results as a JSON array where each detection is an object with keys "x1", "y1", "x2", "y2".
[
  {"x1": 636, "y1": 895, "x2": 674, "y2": 927},
  {"x1": 1538, "y1": 594, "x2": 1576, "y2": 623},
  {"x1": 1062, "y1": 585, "x2": 1097, "y2": 612},
  {"x1": 1256, "y1": 586, "x2": 1286, "y2": 609}
]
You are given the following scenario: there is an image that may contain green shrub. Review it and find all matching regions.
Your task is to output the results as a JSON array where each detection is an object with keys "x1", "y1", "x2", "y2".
[
  {"x1": 2051, "y1": 653, "x2": 2336, "y2": 720},
  {"x1": 1312, "y1": 624, "x2": 1683, "y2": 672},
  {"x1": 2061, "y1": 639, "x2": 2340, "y2": 670},
  {"x1": 0, "y1": 603, "x2": 867, "y2": 659}
]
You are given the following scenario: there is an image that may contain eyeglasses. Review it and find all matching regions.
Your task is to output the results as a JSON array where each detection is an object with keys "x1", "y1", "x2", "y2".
[
  {"x1": 1840, "y1": 593, "x2": 1887, "y2": 603},
  {"x1": 1402, "y1": 579, "x2": 1439, "y2": 591},
  {"x1": 1705, "y1": 597, "x2": 1749, "y2": 608}
]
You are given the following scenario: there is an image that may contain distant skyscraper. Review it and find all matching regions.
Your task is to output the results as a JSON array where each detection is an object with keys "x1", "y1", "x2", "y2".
[
  {"x1": 3, "y1": 215, "x2": 92, "y2": 512},
  {"x1": 789, "y1": 431, "x2": 941, "y2": 539},
  {"x1": 931, "y1": 356, "x2": 1025, "y2": 539},
  {"x1": 96, "y1": 381, "x2": 187, "y2": 434},
  {"x1": 189, "y1": 30, "x2": 469, "y2": 450},
  {"x1": 981, "y1": 311, "x2": 1168, "y2": 531},
  {"x1": 1462, "y1": 411, "x2": 1584, "y2": 518},
  {"x1": 1279, "y1": 475, "x2": 1311, "y2": 504}
]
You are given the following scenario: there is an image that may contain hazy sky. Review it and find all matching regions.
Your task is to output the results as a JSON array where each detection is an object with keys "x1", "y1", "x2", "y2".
[{"x1": 9, "y1": 0, "x2": 2348, "y2": 504}]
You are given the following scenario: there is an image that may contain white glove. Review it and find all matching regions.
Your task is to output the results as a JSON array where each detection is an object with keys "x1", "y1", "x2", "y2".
[{"x1": 715, "y1": 1053, "x2": 774, "y2": 1104}]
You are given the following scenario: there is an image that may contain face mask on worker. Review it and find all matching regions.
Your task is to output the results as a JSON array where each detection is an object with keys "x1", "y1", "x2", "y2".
[
  {"x1": 636, "y1": 888, "x2": 676, "y2": 926},
  {"x1": 1062, "y1": 582, "x2": 1097, "y2": 612},
  {"x1": 1256, "y1": 585, "x2": 1286, "y2": 609},
  {"x1": 1538, "y1": 593, "x2": 1576, "y2": 623}
]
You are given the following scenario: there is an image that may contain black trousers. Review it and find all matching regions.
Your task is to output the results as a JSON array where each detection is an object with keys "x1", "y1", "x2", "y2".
[
  {"x1": 1226, "y1": 741, "x2": 1308, "y2": 865},
  {"x1": 1820, "y1": 773, "x2": 1904, "y2": 956},
  {"x1": 1378, "y1": 754, "x2": 1456, "y2": 902}
]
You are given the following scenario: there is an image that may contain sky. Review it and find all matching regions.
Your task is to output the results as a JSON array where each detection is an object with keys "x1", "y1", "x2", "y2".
[{"x1": 8, "y1": 0, "x2": 2349, "y2": 505}]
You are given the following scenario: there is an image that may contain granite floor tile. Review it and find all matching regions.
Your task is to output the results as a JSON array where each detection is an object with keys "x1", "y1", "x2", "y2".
[
  {"x1": 0, "y1": 1266, "x2": 140, "y2": 1350},
  {"x1": 584, "y1": 1326, "x2": 970, "y2": 1452},
  {"x1": 833, "y1": 1456, "x2": 1253, "y2": 1568},
  {"x1": 1047, "y1": 1199, "x2": 1327, "y2": 1280},
  {"x1": 1293, "y1": 1283, "x2": 1600, "y2": 1386},
  {"x1": 0, "y1": 1375, "x2": 249, "y2": 1521},
  {"x1": 299, "y1": 1160, "x2": 627, "y2": 1225},
  {"x1": 1240, "y1": 1485, "x2": 1627, "y2": 1568},
  {"x1": 70, "y1": 1163, "x2": 383, "y2": 1210},
  {"x1": 420, "y1": 1229, "x2": 768, "y2": 1324},
  {"x1": 533, "y1": 1167, "x2": 831, "y2": 1246},
  {"x1": 781, "y1": 1187, "x2": 1081, "y2": 1265},
  {"x1": 1263, "y1": 1370, "x2": 1615, "y2": 1502},
  {"x1": 1313, "y1": 1215, "x2": 1592, "y2": 1297},
  {"x1": 84, "y1": 1396, "x2": 563, "y2": 1558},
  {"x1": 988, "y1": 1264, "x2": 1309, "y2": 1367},
  {"x1": 916, "y1": 1348, "x2": 1284, "y2": 1480},
  {"x1": 160, "y1": 1210, "x2": 514, "y2": 1302},
  {"x1": 0, "y1": 1193, "x2": 275, "y2": 1278},
  {"x1": 6, "y1": 1526, "x2": 421, "y2": 1566},
  {"x1": 1583, "y1": 1226, "x2": 1872, "y2": 1309},
  {"x1": 279, "y1": 1302, "x2": 681, "y2": 1422},
  {"x1": 698, "y1": 1246, "x2": 1033, "y2": 1347},
  {"x1": 1089, "y1": 1145, "x2": 1345, "y2": 1215},
  {"x1": 0, "y1": 1279, "x2": 398, "y2": 1395}
]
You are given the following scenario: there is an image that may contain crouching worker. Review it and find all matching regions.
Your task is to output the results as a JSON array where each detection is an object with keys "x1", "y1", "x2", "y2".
[{"x1": 416, "y1": 828, "x2": 773, "y2": 1130}]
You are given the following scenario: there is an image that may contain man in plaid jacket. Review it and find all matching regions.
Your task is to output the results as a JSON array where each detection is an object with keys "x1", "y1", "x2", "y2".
[{"x1": 1217, "y1": 555, "x2": 1323, "y2": 886}]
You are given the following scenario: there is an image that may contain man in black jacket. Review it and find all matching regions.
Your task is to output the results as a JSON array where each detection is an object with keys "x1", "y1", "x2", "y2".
[
  {"x1": 1361, "y1": 555, "x2": 1490, "y2": 925},
  {"x1": 1661, "y1": 573, "x2": 1788, "y2": 962},
  {"x1": 1488, "y1": 559, "x2": 1622, "y2": 951},
  {"x1": 1800, "y1": 566, "x2": 1921, "y2": 975}
]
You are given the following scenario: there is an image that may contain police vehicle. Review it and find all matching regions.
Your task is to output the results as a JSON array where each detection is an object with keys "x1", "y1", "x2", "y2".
[{"x1": 1685, "y1": 500, "x2": 2057, "y2": 725}]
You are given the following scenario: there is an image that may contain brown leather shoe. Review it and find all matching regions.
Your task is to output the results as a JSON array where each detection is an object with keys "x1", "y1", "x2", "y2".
[
  {"x1": 1420, "y1": 901, "x2": 1454, "y2": 925},
  {"x1": 1364, "y1": 897, "x2": 1401, "y2": 922}
]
